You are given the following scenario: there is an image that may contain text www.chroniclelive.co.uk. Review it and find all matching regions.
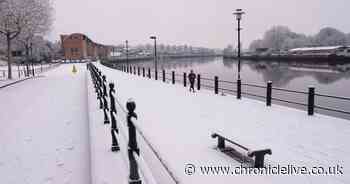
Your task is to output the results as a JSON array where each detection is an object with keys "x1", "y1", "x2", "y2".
[{"x1": 184, "y1": 164, "x2": 344, "y2": 176}]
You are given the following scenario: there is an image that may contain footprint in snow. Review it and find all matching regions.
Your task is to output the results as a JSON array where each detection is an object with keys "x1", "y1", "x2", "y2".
[
  {"x1": 43, "y1": 177, "x2": 54, "y2": 184},
  {"x1": 65, "y1": 146, "x2": 74, "y2": 151},
  {"x1": 24, "y1": 137, "x2": 32, "y2": 142},
  {"x1": 66, "y1": 121, "x2": 72, "y2": 125}
]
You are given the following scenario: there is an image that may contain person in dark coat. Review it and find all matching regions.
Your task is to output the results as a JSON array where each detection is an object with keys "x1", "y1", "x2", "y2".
[{"x1": 188, "y1": 70, "x2": 196, "y2": 92}]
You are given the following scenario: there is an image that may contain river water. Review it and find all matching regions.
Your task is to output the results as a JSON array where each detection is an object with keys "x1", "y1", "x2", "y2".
[{"x1": 112, "y1": 57, "x2": 350, "y2": 120}]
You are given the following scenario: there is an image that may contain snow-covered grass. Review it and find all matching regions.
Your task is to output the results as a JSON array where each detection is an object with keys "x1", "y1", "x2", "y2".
[
  {"x1": 96, "y1": 62, "x2": 350, "y2": 184},
  {"x1": 0, "y1": 63, "x2": 60, "y2": 88},
  {"x1": 0, "y1": 64, "x2": 91, "y2": 184}
]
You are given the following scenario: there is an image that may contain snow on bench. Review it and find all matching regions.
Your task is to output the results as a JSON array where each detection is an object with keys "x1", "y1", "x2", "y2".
[{"x1": 211, "y1": 133, "x2": 272, "y2": 168}]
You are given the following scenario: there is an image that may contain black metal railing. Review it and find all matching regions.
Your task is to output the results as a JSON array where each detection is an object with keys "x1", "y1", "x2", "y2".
[
  {"x1": 110, "y1": 63, "x2": 350, "y2": 118},
  {"x1": 88, "y1": 63, "x2": 179, "y2": 184}
]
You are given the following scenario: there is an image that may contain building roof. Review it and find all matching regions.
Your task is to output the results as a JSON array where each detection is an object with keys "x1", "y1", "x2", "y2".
[{"x1": 289, "y1": 46, "x2": 348, "y2": 52}]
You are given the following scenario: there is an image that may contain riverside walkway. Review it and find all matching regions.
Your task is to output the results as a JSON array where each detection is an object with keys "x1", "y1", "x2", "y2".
[
  {"x1": 96, "y1": 62, "x2": 350, "y2": 184},
  {"x1": 1, "y1": 62, "x2": 349, "y2": 184}
]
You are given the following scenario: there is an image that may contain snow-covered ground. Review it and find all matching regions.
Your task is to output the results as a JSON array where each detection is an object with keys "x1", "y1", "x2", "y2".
[
  {"x1": 1, "y1": 61, "x2": 349, "y2": 184},
  {"x1": 95, "y1": 62, "x2": 350, "y2": 184},
  {"x1": 0, "y1": 64, "x2": 91, "y2": 184}
]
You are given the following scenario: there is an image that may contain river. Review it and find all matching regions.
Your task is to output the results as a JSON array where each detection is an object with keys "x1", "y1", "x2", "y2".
[{"x1": 110, "y1": 57, "x2": 350, "y2": 120}]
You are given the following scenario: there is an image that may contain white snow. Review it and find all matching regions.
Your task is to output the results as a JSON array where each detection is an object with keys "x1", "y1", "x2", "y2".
[
  {"x1": 94, "y1": 62, "x2": 350, "y2": 184},
  {"x1": 0, "y1": 64, "x2": 91, "y2": 184},
  {"x1": 1, "y1": 60, "x2": 349, "y2": 184}
]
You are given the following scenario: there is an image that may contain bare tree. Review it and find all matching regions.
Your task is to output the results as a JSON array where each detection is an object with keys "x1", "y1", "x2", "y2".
[{"x1": 0, "y1": 0, "x2": 53, "y2": 79}]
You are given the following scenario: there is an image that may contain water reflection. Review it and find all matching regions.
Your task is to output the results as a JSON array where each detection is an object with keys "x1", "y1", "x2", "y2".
[{"x1": 224, "y1": 59, "x2": 350, "y2": 87}]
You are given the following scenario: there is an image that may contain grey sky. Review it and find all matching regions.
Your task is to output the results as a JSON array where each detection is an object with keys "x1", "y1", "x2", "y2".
[{"x1": 49, "y1": 0, "x2": 350, "y2": 49}]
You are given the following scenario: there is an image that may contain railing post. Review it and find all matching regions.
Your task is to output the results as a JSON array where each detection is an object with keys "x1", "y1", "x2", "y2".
[
  {"x1": 197, "y1": 74, "x2": 201, "y2": 90},
  {"x1": 137, "y1": 67, "x2": 140, "y2": 76},
  {"x1": 142, "y1": 67, "x2": 145, "y2": 77},
  {"x1": 109, "y1": 83, "x2": 119, "y2": 152},
  {"x1": 172, "y1": 71, "x2": 175, "y2": 84},
  {"x1": 155, "y1": 70, "x2": 158, "y2": 80},
  {"x1": 183, "y1": 72, "x2": 187, "y2": 87},
  {"x1": 266, "y1": 81, "x2": 272, "y2": 106},
  {"x1": 237, "y1": 79, "x2": 241, "y2": 99},
  {"x1": 134, "y1": 66, "x2": 136, "y2": 75},
  {"x1": 162, "y1": 69, "x2": 165, "y2": 82},
  {"x1": 126, "y1": 99, "x2": 141, "y2": 184},
  {"x1": 308, "y1": 86, "x2": 315, "y2": 116},
  {"x1": 126, "y1": 99, "x2": 139, "y2": 154},
  {"x1": 148, "y1": 68, "x2": 151, "y2": 79},
  {"x1": 214, "y1": 76, "x2": 219, "y2": 94}
]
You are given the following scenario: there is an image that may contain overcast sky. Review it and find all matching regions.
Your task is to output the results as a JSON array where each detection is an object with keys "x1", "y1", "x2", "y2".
[{"x1": 49, "y1": 0, "x2": 350, "y2": 49}]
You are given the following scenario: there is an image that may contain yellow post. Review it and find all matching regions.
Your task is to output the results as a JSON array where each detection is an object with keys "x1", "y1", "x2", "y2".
[{"x1": 72, "y1": 65, "x2": 77, "y2": 74}]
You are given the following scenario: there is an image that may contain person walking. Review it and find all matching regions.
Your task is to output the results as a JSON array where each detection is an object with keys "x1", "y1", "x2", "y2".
[{"x1": 188, "y1": 70, "x2": 196, "y2": 93}]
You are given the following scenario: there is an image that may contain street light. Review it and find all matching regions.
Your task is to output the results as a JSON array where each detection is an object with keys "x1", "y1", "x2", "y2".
[
  {"x1": 150, "y1": 36, "x2": 158, "y2": 80},
  {"x1": 233, "y1": 8, "x2": 245, "y2": 80},
  {"x1": 125, "y1": 40, "x2": 129, "y2": 71}
]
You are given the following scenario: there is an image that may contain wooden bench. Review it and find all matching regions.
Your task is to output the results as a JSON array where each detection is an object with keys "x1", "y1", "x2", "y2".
[{"x1": 211, "y1": 133, "x2": 272, "y2": 168}]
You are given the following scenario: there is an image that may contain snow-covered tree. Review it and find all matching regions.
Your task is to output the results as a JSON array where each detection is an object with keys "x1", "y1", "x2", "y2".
[
  {"x1": 313, "y1": 27, "x2": 347, "y2": 46},
  {"x1": 0, "y1": 0, "x2": 53, "y2": 79},
  {"x1": 249, "y1": 39, "x2": 264, "y2": 51},
  {"x1": 15, "y1": 0, "x2": 53, "y2": 64}
]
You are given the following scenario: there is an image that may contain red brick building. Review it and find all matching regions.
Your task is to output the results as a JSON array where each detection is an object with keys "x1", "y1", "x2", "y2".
[{"x1": 60, "y1": 33, "x2": 111, "y2": 60}]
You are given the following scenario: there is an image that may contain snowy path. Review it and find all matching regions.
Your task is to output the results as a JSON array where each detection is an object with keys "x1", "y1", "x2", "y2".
[
  {"x1": 0, "y1": 64, "x2": 91, "y2": 184},
  {"x1": 97, "y1": 63, "x2": 350, "y2": 184}
]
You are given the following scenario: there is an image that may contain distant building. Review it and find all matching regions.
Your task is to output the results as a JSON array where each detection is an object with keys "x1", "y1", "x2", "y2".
[
  {"x1": 60, "y1": 33, "x2": 111, "y2": 60},
  {"x1": 289, "y1": 46, "x2": 350, "y2": 57}
]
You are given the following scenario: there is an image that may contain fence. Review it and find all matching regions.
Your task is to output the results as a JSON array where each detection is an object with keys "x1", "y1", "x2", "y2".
[
  {"x1": 110, "y1": 63, "x2": 350, "y2": 118},
  {"x1": 87, "y1": 63, "x2": 179, "y2": 184},
  {"x1": 0, "y1": 63, "x2": 59, "y2": 79}
]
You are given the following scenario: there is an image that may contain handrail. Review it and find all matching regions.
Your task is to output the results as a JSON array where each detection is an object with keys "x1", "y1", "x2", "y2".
[
  {"x1": 272, "y1": 87, "x2": 308, "y2": 95},
  {"x1": 315, "y1": 105, "x2": 350, "y2": 115},
  {"x1": 315, "y1": 93, "x2": 350, "y2": 101},
  {"x1": 241, "y1": 83, "x2": 265, "y2": 89}
]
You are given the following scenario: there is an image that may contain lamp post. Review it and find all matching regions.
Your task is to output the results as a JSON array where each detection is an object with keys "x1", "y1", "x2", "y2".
[
  {"x1": 150, "y1": 36, "x2": 158, "y2": 80},
  {"x1": 233, "y1": 9, "x2": 245, "y2": 80},
  {"x1": 125, "y1": 40, "x2": 129, "y2": 71}
]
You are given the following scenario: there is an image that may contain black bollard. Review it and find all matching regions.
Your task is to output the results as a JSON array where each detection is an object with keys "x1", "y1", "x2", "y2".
[
  {"x1": 126, "y1": 99, "x2": 141, "y2": 184},
  {"x1": 111, "y1": 129, "x2": 120, "y2": 152},
  {"x1": 109, "y1": 83, "x2": 117, "y2": 130},
  {"x1": 197, "y1": 74, "x2": 201, "y2": 90},
  {"x1": 137, "y1": 67, "x2": 140, "y2": 76},
  {"x1": 214, "y1": 76, "x2": 219, "y2": 94},
  {"x1": 103, "y1": 95, "x2": 110, "y2": 124},
  {"x1": 308, "y1": 86, "x2": 315, "y2": 116},
  {"x1": 172, "y1": 71, "x2": 175, "y2": 84},
  {"x1": 162, "y1": 69, "x2": 165, "y2": 82},
  {"x1": 183, "y1": 72, "x2": 187, "y2": 87},
  {"x1": 237, "y1": 79, "x2": 242, "y2": 99},
  {"x1": 102, "y1": 75, "x2": 108, "y2": 97},
  {"x1": 148, "y1": 68, "x2": 151, "y2": 79},
  {"x1": 266, "y1": 81, "x2": 272, "y2": 106},
  {"x1": 142, "y1": 67, "x2": 145, "y2": 77},
  {"x1": 126, "y1": 99, "x2": 139, "y2": 155},
  {"x1": 128, "y1": 149, "x2": 141, "y2": 184}
]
